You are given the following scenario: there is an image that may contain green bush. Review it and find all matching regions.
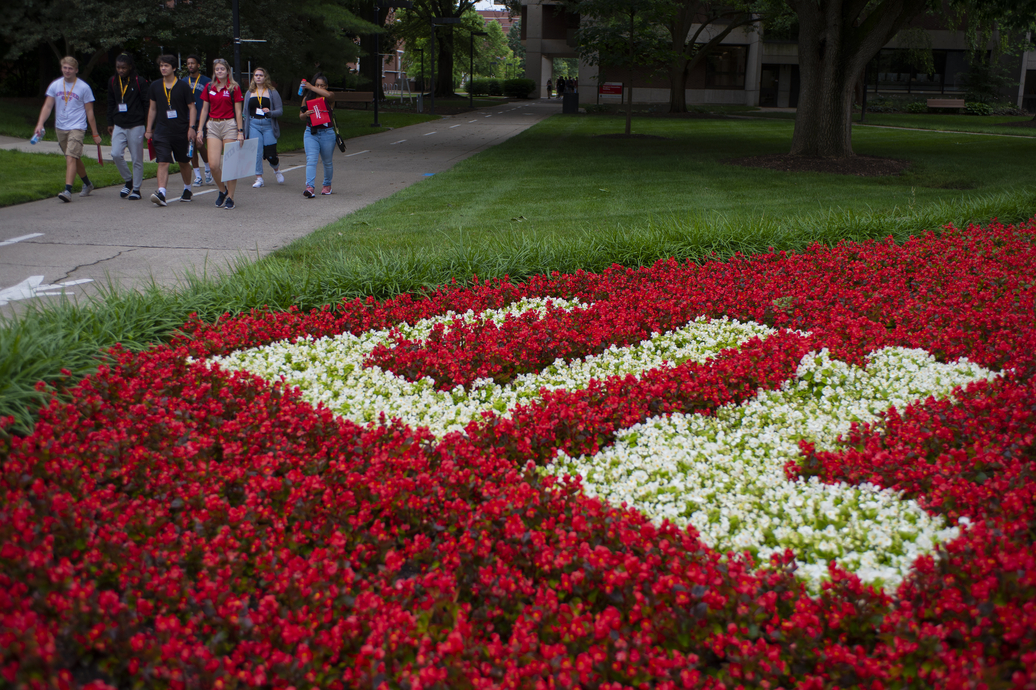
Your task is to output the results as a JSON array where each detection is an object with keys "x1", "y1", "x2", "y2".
[
  {"x1": 503, "y1": 78, "x2": 536, "y2": 99},
  {"x1": 466, "y1": 79, "x2": 492, "y2": 96},
  {"x1": 965, "y1": 101, "x2": 994, "y2": 116},
  {"x1": 904, "y1": 101, "x2": 928, "y2": 114}
]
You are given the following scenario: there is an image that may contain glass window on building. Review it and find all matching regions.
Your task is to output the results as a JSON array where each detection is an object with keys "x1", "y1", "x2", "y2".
[{"x1": 705, "y1": 46, "x2": 747, "y2": 88}]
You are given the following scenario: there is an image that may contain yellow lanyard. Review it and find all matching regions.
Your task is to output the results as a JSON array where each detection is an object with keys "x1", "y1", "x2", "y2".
[
  {"x1": 257, "y1": 87, "x2": 266, "y2": 103},
  {"x1": 163, "y1": 79, "x2": 174, "y2": 110},
  {"x1": 62, "y1": 78, "x2": 77, "y2": 104},
  {"x1": 189, "y1": 73, "x2": 200, "y2": 94},
  {"x1": 118, "y1": 76, "x2": 129, "y2": 103}
]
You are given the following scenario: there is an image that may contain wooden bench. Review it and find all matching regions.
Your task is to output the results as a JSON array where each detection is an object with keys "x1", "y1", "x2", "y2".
[
  {"x1": 927, "y1": 98, "x2": 965, "y2": 112},
  {"x1": 330, "y1": 91, "x2": 375, "y2": 109}
]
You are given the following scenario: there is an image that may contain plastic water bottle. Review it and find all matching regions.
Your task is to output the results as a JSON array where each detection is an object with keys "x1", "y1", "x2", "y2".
[
  {"x1": 298, "y1": 80, "x2": 307, "y2": 96},
  {"x1": 30, "y1": 129, "x2": 43, "y2": 145},
  {"x1": 187, "y1": 140, "x2": 194, "y2": 158}
]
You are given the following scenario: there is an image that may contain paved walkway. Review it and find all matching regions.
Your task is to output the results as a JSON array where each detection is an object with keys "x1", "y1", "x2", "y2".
[{"x1": 1, "y1": 99, "x2": 560, "y2": 314}]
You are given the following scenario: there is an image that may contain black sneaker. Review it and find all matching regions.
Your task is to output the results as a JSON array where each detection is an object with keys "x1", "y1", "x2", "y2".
[
  {"x1": 223, "y1": 197, "x2": 235, "y2": 210},
  {"x1": 150, "y1": 190, "x2": 167, "y2": 207},
  {"x1": 179, "y1": 188, "x2": 193, "y2": 203},
  {"x1": 120, "y1": 185, "x2": 131, "y2": 199},
  {"x1": 128, "y1": 190, "x2": 141, "y2": 200},
  {"x1": 215, "y1": 191, "x2": 227, "y2": 208}
]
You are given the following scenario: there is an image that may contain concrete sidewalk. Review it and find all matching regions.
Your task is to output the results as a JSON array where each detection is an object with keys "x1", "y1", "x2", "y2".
[{"x1": 0, "y1": 99, "x2": 561, "y2": 314}]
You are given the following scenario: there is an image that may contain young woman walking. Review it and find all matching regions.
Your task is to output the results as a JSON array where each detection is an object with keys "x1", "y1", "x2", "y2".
[
  {"x1": 243, "y1": 67, "x2": 284, "y2": 188},
  {"x1": 195, "y1": 58, "x2": 244, "y2": 210},
  {"x1": 299, "y1": 73, "x2": 336, "y2": 198}
]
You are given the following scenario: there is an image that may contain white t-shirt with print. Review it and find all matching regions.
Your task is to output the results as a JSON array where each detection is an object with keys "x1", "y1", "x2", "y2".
[{"x1": 45, "y1": 77, "x2": 95, "y2": 131}]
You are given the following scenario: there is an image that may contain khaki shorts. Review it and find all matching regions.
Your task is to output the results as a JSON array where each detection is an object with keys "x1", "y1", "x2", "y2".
[
  {"x1": 57, "y1": 129, "x2": 85, "y2": 159},
  {"x1": 207, "y1": 118, "x2": 239, "y2": 141}
]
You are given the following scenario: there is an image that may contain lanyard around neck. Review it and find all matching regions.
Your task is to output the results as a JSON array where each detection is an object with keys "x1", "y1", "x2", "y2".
[
  {"x1": 62, "y1": 78, "x2": 77, "y2": 103},
  {"x1": 118, "y1": 75, "x2": 129, "y2": 102}
]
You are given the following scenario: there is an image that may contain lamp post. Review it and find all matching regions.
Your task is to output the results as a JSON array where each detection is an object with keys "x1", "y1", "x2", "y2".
[
  {"x1": 372, "y1": 0, "x2": 413, "y2": 127},
  {"x1": 429, "y1": 16, "x2": 460, "y2": 115},
  {"x1": 467, "y1": 29, "x2": 487, "y2": 108}
]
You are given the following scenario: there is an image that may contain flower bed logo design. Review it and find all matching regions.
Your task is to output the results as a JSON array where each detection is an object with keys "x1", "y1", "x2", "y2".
[{"x1": 212, "y1": 301, "x2": 996, "y2": 591}]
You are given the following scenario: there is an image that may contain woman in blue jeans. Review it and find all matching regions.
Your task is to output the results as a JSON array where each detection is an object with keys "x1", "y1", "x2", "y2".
[
  {"x1": 299, "y1": 73, "x2": 335, "y2": 197},
  {"x1": 243, "y1": 67, "x2": 284, "y2": 188}
]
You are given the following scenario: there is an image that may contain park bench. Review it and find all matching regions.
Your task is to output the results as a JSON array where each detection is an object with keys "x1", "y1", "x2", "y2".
[
  {"x1": 330, "y1": 91, "x2": 375, "y2": 109},
  {"x1": 927, "y1": 98, "x2": 965, "y2": 112}
]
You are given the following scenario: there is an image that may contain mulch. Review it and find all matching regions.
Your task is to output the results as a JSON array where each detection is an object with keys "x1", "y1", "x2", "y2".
[{"x1": 726, "y1": 154, "x2": 910, "y2": 177}]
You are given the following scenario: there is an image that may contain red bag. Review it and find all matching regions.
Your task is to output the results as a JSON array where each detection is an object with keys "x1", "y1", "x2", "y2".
[{"x1": 306, "y1": 97, "x2": 331, "y2": 126}]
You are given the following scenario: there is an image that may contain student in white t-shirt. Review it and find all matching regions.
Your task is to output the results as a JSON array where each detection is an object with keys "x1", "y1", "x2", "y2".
[{"x1": 34, "y1": 56, "x2": 103, "y2": 203}]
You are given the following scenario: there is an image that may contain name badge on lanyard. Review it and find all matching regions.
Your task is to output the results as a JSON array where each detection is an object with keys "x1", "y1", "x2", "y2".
[
  {"x1": 118, "y1": 103, "x2": 128, "y2": 112},
  {"x1": 166, "y1": 109, "x2": 178, "y2": 119}
]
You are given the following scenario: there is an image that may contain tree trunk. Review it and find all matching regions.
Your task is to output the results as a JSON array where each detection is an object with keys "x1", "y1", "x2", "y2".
[
  {"x1": 668, "y1": 58, "x2": 688, "y2": 113},
  {"x1": 435, "y1": 28, "x2": 456, "y2": 97},
  {"x1": 787, "y1": 0, "x2": 929, "y2": 158}
]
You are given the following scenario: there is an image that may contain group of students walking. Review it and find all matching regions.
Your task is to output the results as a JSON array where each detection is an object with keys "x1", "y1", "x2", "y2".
[
  {"x1": 34, "y1": 54, "x2": 338, "y2": 208},
  {"x1": 546, "y1": 77, "x2": 577, "y2": 99}
]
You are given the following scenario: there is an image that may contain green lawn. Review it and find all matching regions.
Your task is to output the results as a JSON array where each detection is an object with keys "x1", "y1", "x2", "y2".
[
  {"x1": 3, "y1": 111, "x2": 1036, "y2": 431},
  {"x1": 274, "y1": 113, "x2": 1036, "y2": 272},
  {"x1": 0, "y1": 149, "x2": 166, "y2": 207},
  {"x1": 856, "y1": 112, "x2": 1036, "y2": 137}
]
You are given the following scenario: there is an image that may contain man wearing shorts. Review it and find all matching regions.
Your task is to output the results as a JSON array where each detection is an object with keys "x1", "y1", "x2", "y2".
[
  {"x1": 107, "y1": 54, "x2": 149, "y2": 200},
  {"x1": 145, "y1": 55, "x2": 196, "y2": 206},
  {"x1": 183, "y1": 55, "x2": 213, "y2": 186},
  {"x1": 34, "y1": 56, "x2": 103, "y2": 203}
]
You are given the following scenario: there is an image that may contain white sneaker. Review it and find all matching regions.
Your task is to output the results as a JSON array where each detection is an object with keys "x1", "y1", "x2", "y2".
[
  {"x1": 252, "y1": 177, "x2": 264, "y2": 188},
  {"x1": 193, "y1": 174, "x2": 203, "y2": 187},
  {"x1": 204, "y1": 172, "x2": 214, "y2": 186},
  {"x1": 275, "y1": 170, "x2": 285, "y2": 184}
]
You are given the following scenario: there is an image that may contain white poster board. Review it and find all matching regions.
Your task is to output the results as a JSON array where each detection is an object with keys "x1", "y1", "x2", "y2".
[{"x1": 220, "y1": 138, "x2": 259, "y2": 182}]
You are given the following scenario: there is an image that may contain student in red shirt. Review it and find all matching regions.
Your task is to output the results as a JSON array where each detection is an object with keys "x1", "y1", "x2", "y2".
[{"x1": 195, "y1": 58, "x2": 245, "y2": 210}]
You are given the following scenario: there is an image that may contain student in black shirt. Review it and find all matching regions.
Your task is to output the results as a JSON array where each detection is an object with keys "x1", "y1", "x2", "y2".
[
  {"x1": 145, "y1": 54, "x2": 196, "y2": 206},
  {"x1": 107, "y1": 54, "x2": 149, "y2": 200}
]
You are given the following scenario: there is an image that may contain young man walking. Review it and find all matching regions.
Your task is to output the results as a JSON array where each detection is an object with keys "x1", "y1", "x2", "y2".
[
  {"x1": 182, "y1": 54, "x2": 213, "y2": 187},
  {"x1": 33, "y1": 56, "x2": 103, "y2": 202},
  {"x1": 107, "y1": 54, "x2": 149, "y2": 200},
  {"x1": 145, "y1": 55, "x2": 196, "y2": 206}
]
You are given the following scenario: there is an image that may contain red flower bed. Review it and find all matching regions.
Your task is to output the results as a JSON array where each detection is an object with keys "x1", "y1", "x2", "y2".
[{"x1": 2, "y1": 221, "x2": 1036, "y2": 689}]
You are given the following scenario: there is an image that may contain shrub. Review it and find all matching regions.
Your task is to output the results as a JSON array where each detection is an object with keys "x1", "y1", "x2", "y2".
[
  {"x1": 965, "y1": 101, "x2": 994, "y2": 116},
  {"x1": 503, "y1": 78, "x2": 536, "y2": 99},
  {"x1": 488, "y1": 79, "x2": 503, "y2": 96},
  {"x1": 904, "y1": 100, "x2": 928, "y2": 114},
  {"x1": 466, "y1": 78, "x2": 493, "y2": 97}
]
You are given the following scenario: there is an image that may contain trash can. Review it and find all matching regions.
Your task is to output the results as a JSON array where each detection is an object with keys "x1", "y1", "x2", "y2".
[{"x1": 562, "y1": 92, "x2": 579, "y2": 114}]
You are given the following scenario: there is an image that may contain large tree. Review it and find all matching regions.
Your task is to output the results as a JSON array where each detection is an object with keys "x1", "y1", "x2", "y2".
[{"x1": 784, "y1": 0, "x2": 931, "y2": 158}]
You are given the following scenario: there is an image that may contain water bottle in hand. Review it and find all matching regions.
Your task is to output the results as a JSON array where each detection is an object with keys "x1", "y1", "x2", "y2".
[
  {"x1": 298, "y1": 80, "x2": 307, "y2": 96},
  {"x1": 30, "y1": 129, "x2": 43, "y2": 145},
  {"x1": 187, "y1": 140, "x2": 194, "y2": 158}
]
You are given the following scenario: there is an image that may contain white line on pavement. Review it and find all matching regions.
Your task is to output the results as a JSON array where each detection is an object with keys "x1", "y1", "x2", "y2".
[
  {"x1": 0, "y1": 233, "x2": 44, "y2": 247},
  {"x1": 345, "y1": 150, "x2": 370, "y2": 157},
  {"x1": 469, "y1": 120, "x2": 477, "y2": 123},
  {"x1": 280, "y1": 164, "x2": 305, "y2": 173},
  {"x1": 390, "y1": 140, "x2": 406, "y2": 145},
  {"x1": 424, "y1": 132, "x2": 436, "y2": 136},
  {"x1": 450, "y1": 124, "x2": 462, "y2": 128}
]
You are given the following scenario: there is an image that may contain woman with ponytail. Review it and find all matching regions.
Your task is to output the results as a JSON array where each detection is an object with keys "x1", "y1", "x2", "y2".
[
  {"x1": 243, "y1": 67, "x2": 284, "y2": 188},
  {"x1": 195, "y1": 58, "x2": 244, "y2": 210}
]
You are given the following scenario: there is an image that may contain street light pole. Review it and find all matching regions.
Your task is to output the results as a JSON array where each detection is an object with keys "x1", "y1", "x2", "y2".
[{"x1": 232, "y1": 0, "x2": 241, "y2": 84}]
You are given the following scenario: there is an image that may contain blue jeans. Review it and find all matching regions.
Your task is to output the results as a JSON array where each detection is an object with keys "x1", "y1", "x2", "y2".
[
  {"x1": 304, "y1": 127, "x2": 335, "y2": 188},
  {"x1": 249, "y1": 117, "x2": 277, "y2": 175}
]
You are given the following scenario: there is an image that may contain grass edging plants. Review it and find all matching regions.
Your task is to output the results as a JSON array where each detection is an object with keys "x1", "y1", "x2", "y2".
[{"x1": 2, "y1": 186, "x2": 1035, "y2": 434}]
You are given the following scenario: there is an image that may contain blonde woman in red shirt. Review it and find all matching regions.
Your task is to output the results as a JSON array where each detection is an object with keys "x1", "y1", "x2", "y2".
[{"x1": 195, "y1": 58, "x2": 245, "y2": 210}]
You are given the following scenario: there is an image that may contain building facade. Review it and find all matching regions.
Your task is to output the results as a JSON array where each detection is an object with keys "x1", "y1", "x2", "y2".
[{"x1": 519, "y1": 0, "x2": 1036, "y2": 109}]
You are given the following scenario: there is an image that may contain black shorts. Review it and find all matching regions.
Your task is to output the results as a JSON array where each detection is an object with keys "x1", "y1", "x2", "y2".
[{"x1": 153, "y1": 134, "x2": 191, "y2": 164}]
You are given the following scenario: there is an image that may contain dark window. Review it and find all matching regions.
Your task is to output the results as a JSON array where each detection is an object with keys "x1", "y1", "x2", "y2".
[{"x1": 705, "y1": 45, "x2": 747, "y2": 88}]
